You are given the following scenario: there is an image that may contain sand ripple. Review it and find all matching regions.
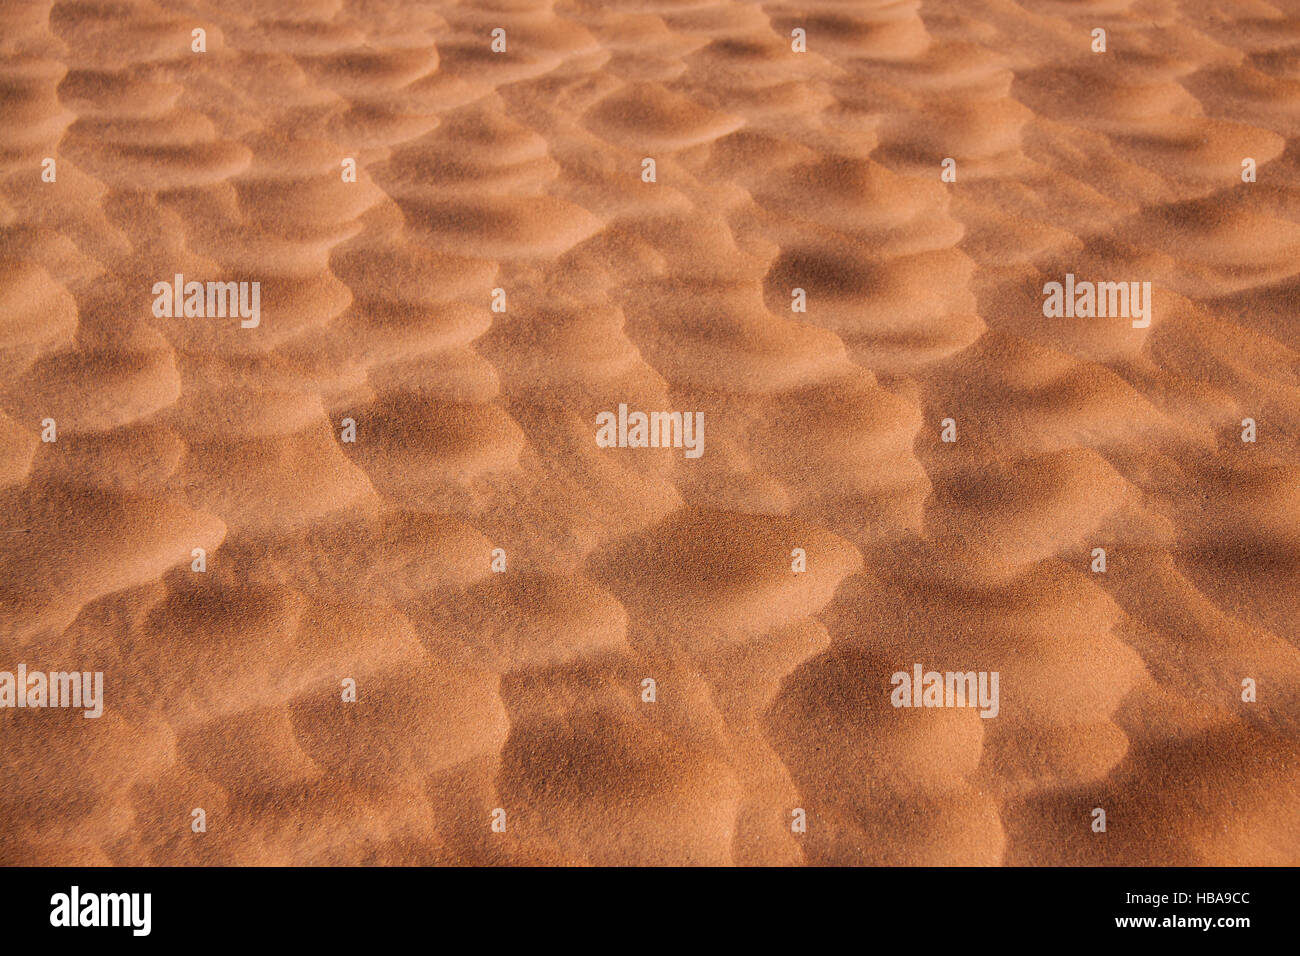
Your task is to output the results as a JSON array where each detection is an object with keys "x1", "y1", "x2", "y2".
[{"x1": 1, "y1": 0, "x2": 1297, "y2": 864}]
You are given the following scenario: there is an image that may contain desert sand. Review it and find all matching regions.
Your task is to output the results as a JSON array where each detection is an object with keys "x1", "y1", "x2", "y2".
[{"x1": 1, "y1": 0, "x2": 1298, "y2": 866}]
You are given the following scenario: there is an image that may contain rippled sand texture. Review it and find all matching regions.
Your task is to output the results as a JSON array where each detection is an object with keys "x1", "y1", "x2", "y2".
[{"x1": 2, "y1": 0, "x2": 1298, "y2": 866}]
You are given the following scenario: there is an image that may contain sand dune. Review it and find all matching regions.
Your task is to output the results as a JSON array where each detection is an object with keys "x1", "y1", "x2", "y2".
[{"x1": 1, "y1": 0, "x2": 1297, "y2": 866}]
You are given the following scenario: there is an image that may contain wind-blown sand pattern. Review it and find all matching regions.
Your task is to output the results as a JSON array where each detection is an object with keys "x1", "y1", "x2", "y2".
[{"x1": 1, "y1": 0, "x2": 1298, "y2": 866}]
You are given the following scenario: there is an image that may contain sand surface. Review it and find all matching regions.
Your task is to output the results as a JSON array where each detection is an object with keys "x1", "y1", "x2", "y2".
[{"x1": 1, "y1": 0, "x2": 1298, "y2": 865}]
